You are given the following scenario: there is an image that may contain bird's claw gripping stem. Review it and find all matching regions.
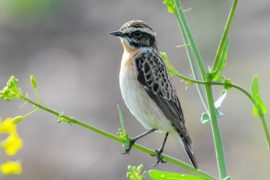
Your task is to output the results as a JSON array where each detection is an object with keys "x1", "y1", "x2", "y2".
[
  {"x1": 151, "y1": 149, "x2": 167, "y2": 166},
  {"x1": 122, "y1": 138, "x2": 136, "y2": 154}
]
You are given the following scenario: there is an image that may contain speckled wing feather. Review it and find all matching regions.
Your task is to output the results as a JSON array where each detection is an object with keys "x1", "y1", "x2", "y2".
[{"x1": 135, "y1": 50, "x2": 191, "y2": 144}]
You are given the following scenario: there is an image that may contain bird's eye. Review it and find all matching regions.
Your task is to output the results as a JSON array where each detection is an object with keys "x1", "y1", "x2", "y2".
[{"x1": 132, "y1": 31, "x2": 142, "y2": 38}]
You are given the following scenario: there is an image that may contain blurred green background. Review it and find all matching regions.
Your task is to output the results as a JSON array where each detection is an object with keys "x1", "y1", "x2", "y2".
[{"x1": 0, "y1": 0, "x2": 270, "y2": 179}]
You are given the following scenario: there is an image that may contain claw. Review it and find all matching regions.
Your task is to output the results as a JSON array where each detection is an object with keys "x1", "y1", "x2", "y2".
[
  {"x1": 122, "y1": 138, "x2": 135, "y2": 154},
  {"x1": 151, "y1": 149, "x2": 167, "y2": 166}
]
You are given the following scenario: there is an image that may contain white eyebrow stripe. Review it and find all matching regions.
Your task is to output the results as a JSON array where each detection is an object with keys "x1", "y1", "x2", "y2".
[{"x1": 121, "y1": 27, "x2": 156, "y2": 36}]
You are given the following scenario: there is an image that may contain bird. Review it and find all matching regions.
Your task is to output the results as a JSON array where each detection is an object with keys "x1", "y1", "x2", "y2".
[{"x1": 110, "y1": 20, "x2": 198, "y2": 169}]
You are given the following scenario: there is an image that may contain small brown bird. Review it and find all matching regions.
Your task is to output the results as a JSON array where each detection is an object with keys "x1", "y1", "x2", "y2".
[{"x1": 111, "y1": 20, "x2": 198, "y2": 168}]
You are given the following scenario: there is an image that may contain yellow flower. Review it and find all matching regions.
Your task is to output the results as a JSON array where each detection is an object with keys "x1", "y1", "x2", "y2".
[
  {"x1": 0, "y1": 161, "x2": 22, "y2": 175},
  {"x1": 0, "y1": 117, "x2": 24, "y2": 176},
  {"x1": 0, "y1": 118, "x2": 16, "y2": 134},
  {"x1": 1, "y1": 132, "x2": 23, "y2": 156}
]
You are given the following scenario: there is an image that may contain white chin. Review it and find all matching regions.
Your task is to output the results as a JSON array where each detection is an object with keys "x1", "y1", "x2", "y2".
[{"x1": 120, "y1": 38, "x2": 129, "y2": 44}]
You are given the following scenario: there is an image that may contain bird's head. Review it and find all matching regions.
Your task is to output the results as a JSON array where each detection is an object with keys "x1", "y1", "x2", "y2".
[{"x1": 110, "y1": 20, "x2": 157, "y2": 51}]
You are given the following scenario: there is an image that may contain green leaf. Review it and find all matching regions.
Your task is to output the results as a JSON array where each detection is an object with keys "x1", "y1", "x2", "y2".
[
  {"x1": 148, "y1": 170, "x2": 207, "y2": 180},
  {"x1": 210, "y1": 37, "x2": 230, "y2": 80},
  {"x1": 201, "y1": 112, "x2": 210, "y2": 124},
  {"x1": 201, "y1": 109, "x2": 223, "y2": 124},
  {"x1": 163, "y1": 0, "x2": 175, "y2": 14},
  {"x1": 211, "y1": 0, "x2": 238, "y2": 82},
  {"x1": 117, "y1": 104, "x2": 125, "y2": 130},
  {"x1": 251, "y1": 75, "x2": 268, "y2": 116}
]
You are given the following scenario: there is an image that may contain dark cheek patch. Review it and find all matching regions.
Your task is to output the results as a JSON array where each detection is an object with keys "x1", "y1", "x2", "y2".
[
  {"x1": 141, "y1": 38, "x2": 150, "y2": 46},
  {"x1": 129, "y1": 33, "x2": 155, "y2": 48}
]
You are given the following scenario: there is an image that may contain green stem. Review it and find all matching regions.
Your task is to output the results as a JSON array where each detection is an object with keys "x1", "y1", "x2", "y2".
[
  {"x1": 173, "y1": 0, "x2": 209, "y2": 115},
  {"x1": 174, "y1": 71, "x2": 270, "y2": 149},
  {"x1": 205, "y1": 85, "x2": 228, "y2": 179},
  {"x1": 174, "y1": 72, "x2": 252, "y2": 102},
  {"x1": 19, "y1": 95, "x2": 215, "y2": 180},
  {"x1": 257, "y1": 110, "x2": 270, "y2": 150},
  {"x1": 173, "y1": 0, "x2": 207, "y2": 77},
  {"x1": 173, "y1": 0, "x2": 228, "y2": 178}
]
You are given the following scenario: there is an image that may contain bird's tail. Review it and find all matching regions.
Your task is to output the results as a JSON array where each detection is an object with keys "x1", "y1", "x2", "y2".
[{"x1": 179, "y1": 136, "x2": 198, "y2": 169}]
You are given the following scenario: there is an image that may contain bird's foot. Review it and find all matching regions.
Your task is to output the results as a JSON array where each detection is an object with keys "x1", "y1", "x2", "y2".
[
  {"x1": 122, "y1": 138, "x2": 136, "y2": 154},
  {"x1": 151, "y1": 149, "x2": 167, "y2": 166}
]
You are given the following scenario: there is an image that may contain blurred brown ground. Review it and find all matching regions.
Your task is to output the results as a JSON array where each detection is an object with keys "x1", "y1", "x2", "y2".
[{"x1": 0, "y1": 0, "x2": 270, "y2": 179}]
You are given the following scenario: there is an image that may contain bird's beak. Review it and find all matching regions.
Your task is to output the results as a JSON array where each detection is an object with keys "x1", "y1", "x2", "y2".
[{"x1": 110, "y1": 30, "x2": 125, "y2": 37}]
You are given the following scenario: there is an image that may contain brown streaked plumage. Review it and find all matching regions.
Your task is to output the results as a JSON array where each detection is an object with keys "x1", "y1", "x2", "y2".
[{"x1": 111, "y1": 20, "x2": 198, "y2": 168}]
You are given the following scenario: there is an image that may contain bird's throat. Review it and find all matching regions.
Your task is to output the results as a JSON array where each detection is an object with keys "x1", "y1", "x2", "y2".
[{"x1": 121, "y1": 38, "x2": 137, "y2": 53}]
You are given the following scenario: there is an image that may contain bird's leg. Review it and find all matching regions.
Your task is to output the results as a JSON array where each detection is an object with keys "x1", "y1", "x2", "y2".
[
  {"x1": 123, "y1": 128, "x2": 157, "y2": 154},
  {"x1": 152, "y1": 132, "x2": 169, "y2": 166}
]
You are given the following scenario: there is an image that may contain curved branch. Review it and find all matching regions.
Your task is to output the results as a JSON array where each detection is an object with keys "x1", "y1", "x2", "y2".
[
  {"x1": 174, "y1": 72, "x2": 253, "y2": 104},
  {"x1": 19, "y1": 95, "x2": 215, "y2": 180},
  {"x1": 174, "y1": 72, "x2": 270, "y2": 149}
]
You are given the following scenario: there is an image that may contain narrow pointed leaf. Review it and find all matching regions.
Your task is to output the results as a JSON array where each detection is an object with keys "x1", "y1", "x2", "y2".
[
  {"x1": 250, "y1": 75, "x2": 270, "y2": 150},
  {"x1": 117, "y1": 104, "x2": 125, "y2": 129},
  {"x1": 211, "y1": 0, "x2": 238, "y2": 81},
  {"x1": 211, "y1": 37, "x2": 230, "y2": 80}
]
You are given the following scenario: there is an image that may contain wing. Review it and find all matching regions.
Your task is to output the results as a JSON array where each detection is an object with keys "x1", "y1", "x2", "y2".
[{"x1": 135, "y1": 50, "x2": 191, "y2": 143}]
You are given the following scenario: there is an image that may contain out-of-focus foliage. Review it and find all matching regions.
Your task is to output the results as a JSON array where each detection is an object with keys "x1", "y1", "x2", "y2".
[{"x1": 0, "y1": 0, "x2": 53, "y2": 18}]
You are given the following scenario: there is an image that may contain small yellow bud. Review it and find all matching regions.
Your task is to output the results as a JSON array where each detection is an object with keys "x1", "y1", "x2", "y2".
[
  {"x1": 30, "y1": 75, "x2": 38, "y2": 89},
  {"x1": 12, "y1": 116, "x2": 24, "y2": 124}
]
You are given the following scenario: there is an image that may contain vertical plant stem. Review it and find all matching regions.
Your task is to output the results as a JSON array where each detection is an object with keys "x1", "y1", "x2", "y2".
[
  {"x1": 173, "y1": 0, "x2": 209, "y2": 112},
  {"x1": 258, "y1": 112, "x2": 270, "y2": 150},
  {"x1": 173, "y1": 0, "x2": 207, "y2": 77},
  {"x1": 173, "y1": 0, "x2": 229, "y2": 179},
  {"x1": 205, "y1": 85, "x2": 228, "y2": 179}
]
